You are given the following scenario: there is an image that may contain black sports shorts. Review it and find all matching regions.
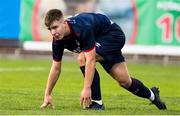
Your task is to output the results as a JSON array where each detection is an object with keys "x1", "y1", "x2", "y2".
[{"x1": 96, "y1": 23, "x2": 126, "y2": 72}]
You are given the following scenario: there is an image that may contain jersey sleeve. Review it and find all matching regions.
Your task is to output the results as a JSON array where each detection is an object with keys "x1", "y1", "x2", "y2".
[
  {"x1": 52, "y1": 39, "x2": 64, "y2": 61},
  {"x1": 80, "y1": 27, "x2": 96, "y2": 52}
]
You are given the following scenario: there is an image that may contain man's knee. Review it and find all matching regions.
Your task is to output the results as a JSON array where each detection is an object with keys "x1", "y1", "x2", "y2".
[
  {"x1": 110, "y1": 62, "x2": 132, "y2": 88},
  {"x1": 118, "y1": 76, "x2": 132, "y2": 88},
  {"x1": 110, "y1": 71, "x2": 132, "y2": 88}
]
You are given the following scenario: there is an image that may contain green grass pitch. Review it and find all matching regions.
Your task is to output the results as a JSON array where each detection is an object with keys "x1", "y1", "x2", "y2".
[{"x1": 0, "y1": 58, "x2": 180, "y2": 115}]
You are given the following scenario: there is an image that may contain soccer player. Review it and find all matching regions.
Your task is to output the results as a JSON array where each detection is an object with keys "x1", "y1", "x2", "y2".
[{"x1": 40, "y1": 9, "x2": 167, "y2": 110}]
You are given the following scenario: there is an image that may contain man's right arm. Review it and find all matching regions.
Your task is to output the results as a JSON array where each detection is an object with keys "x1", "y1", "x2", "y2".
[
  {"x1": 45, "y1": 60, "x2": 61, "y2": 96},
  {"x1": 40, "y1": 60, "x2": 61, "y2": 109}
]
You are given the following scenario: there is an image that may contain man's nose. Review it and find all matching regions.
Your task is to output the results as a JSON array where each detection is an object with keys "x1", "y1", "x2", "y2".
[{"x1": 51, "y1": 29, "x2": 56, "y2": 35}]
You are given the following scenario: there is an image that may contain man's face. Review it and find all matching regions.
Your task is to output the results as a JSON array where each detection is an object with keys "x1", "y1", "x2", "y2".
[{"x1": 48, "y1": 19, "x2": 66, "y2": 40}]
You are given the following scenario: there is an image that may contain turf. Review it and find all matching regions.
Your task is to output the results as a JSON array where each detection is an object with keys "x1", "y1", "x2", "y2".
[{"x1": 0, "y1": 58, "x2": 180, "y2": 115}]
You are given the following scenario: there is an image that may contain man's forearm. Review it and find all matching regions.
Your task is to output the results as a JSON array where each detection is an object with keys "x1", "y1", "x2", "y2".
[
  {"x1": 45, "y1": 66, "x2": 61, "y2": 96},
  {"x1": 84, "y1": 59, "x2": 96, "y2": 88}
]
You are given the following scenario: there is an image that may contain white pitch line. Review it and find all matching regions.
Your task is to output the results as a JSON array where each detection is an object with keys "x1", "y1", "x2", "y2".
[
  {"x1": 0, "y1": 67, "x2": 79, "y2": 72},
  {"x1": 0, "y1": 67, "x2": 47, "y2": 72}
]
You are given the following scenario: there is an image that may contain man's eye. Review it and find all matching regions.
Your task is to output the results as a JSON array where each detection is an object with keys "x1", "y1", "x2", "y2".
[
  {"x1": 47, "y1": 27, "x2": 51, "y2": 30},
  {"x1": 48, "y1": 26, "x2": 58, "y2": 30},
  {"x1": 52, "y1": 26, "x2": 58, "y2": 29}
]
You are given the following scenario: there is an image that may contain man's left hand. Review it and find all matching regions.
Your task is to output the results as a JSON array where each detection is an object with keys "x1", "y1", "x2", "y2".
[{"x1": 80, "y1": 87, "x2": 92, "y2": 109}]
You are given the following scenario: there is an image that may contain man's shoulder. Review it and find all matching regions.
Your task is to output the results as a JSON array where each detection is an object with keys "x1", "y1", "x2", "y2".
[
  {"x1": 66, "y1": 17, "x2": 87, "y2": 35},
  {"x1": 67, "y1": 13, "x2": 96, "y2": 23}
]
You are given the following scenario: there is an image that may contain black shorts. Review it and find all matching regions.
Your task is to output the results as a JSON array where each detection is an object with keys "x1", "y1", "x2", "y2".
[{"x1": 96, "y1": 23, "x2": 125, "y2": 72}]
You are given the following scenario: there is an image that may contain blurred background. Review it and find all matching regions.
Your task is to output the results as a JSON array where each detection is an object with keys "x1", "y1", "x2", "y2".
[{"x1": 0, "y1": 0, "x2": 180, "y2": 64}]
